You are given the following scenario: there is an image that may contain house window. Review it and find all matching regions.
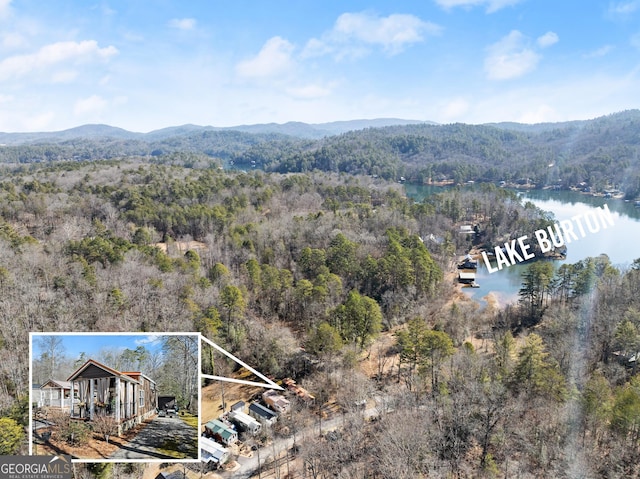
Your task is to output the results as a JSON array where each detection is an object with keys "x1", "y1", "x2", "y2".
[{"x1": 139, "y1": 390, "x2": 144, "y2": 407}]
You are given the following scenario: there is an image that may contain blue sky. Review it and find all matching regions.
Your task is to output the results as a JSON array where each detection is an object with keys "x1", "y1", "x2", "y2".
[
  {"x1": 1, "y1": 0, "x2": 639, "y2": 132},
  {"x1": 31, "y1": 333, "x2": 168, "y2": 361}
]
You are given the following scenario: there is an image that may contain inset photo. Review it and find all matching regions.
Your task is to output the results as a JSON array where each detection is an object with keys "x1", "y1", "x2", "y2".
[{"x1": 30, "y1": 332, "x2": 200, "y2": 462}]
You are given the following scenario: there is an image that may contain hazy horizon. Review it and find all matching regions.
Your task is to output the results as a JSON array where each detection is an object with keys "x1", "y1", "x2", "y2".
[{"x1": 1, "y1": 1, "x2": 639, "y2": 132}]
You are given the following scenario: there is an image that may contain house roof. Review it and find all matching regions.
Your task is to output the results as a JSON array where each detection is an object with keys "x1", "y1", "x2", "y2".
[
  {"x1": 67, "y1": 359, "x2": 139, "y2": 383},
  {"x1": 154, "y1": 472, "x2": 185, "y2": 479},
  {"x1": 230, "y1": 410, "x2": 260, "y2": 426},
  {"x1": 249, "y1": 402, "x2": 277, "y2": 419},
  {"x1": 121, "y1": 372, "x2": 156, "y2": 385},
  {"x1": 262, "y1": 390, "x2": 290, "y2": 409},
  {"x1": 283, "y1": 378, "x2": 315, "y2": 401},
  {"x1": 41, "y1": 379, "x2": 77, "y2": 390},
  {"x1": 200, "y1": 436, "x2": 229, "y2": 462},
  {"x1": 205, "y1": 419, "x2": 237, "y2": 441}
]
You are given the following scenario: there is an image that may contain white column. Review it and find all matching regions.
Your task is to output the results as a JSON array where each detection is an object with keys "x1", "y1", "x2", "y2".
[
  {"x1": 124, "y1": 382, "x2": 128, "y2": 418},
  {"x1": 69, "y1": 381, "x2": 74, "y2": 417},
  {"x1": 115, "y1": 377, "x2": 121, "y2": 422},
  {"x1": 89, "y1": 379, "x2": 95, "y2": 420},
  {"x1": 128, "y1": 382, "x2": 132, "y2": 418},
  {"x1": 133, "y1": 383, "x2": 138, "y2": 419}
]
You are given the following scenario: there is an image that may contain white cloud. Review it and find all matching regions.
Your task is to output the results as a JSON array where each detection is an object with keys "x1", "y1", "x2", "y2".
[
  {"x1": 236, "y1": 36, "x2": 295, "y2": 78},
  {"x1": 517, "y1": 104, "x2": 557, "y2": 123},
  {"x1": 303, "y1": 11, "x2": 441, "y2": 59},
  {"x1": 434, "y1": 0, "x2": 482, "y2": 7},
  {"x1": 51, "y1": 70, "x2": 78, "y2": 83},
  {"x1": 0, "y1": 0, "x2": 11, "y2": 19},
  {"x1": 434, "y1": 0, "x2": 524, "y2": 13},
  {"x1": 336, "y1": 12, "x2": 439, "y2": 52},
  {"x1": 484, "y1": 30, "x2": 540, "y2": 80},
  {"x1": 0, "y1": 40, "x2": 118, "y2": 81},
  {"x1": 584, "y1": 45, "x2": 614, "y2": 58},
  {"x1": 609, "y1": 1, "x2": 640, "y2": 15},
  {"x1": 114, "y1": 95, "x2": 128, "y2": 106},
  {"x1": 24, "y1": 111, "x2": 55, "y2": 131},
  {"x1": 74, "y1": 94, "x2": 107, "y2": 116},
  {"x1": 459, "y1": 67, "x2": 640, "y2": 125},
  {"x1": 2, "y1": 32, "x2": 26, "y2": 49},
  {"x1": 286, "y1": 82, "x2": 336, "y2": 99},
  {"x1": 302, "y1": 38, "x2": 332, "y2": 58},
  {"x1": 168, "y1": 18, "x2": 196, "y2": 30},
  {"x1": 537, "y1": 31, "x2": 558, "y2": 48},
  {"x1": 441, "y1": 97, "x2": 470, "y2": 120},
  {"x1": 134, "y1": 334, "x2": 163, "y2": 346},
  {"x1": 0, "y1": 93, "x2": 12, "y2": 103},
  {"x1": 99, "y1": 4, "x2": 117, "y2": 17}
]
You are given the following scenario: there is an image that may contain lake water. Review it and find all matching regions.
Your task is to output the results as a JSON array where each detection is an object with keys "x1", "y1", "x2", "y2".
[{"x1": 406, "y1": 185, "x2": 640, "y2": 306}]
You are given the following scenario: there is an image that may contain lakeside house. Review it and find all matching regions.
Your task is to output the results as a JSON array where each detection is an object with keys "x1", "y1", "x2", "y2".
[{"x1": 458, "y1": 271, "x2": 476, "y2": 284}]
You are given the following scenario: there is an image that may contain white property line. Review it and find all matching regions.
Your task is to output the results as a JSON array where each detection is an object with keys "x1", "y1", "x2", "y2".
[{"x1": 200, "y1": 335, "x2": 283, "y2": 390}]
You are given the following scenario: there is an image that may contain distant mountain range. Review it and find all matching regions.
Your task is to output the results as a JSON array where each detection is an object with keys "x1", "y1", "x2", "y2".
[
  {"x1": 1, "y1": 112, "x2": 632, "y2": 146},
  {"x1": 0, "y1": 118, "x2": 434, "y2": 145},
  {"x1": 2, "y1": 110, "x2": 640, "y2": 198}
]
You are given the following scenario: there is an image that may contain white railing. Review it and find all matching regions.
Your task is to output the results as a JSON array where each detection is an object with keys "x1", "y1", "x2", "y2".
[{"x1": 41, "y1": 397, "x2": 73, "y2": 408}]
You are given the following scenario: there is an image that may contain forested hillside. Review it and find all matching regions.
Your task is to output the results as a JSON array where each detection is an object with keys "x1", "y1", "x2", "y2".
[
  {"x1": 0, "y1": 157, "x2": 639, "y2": 478},
  {"x1": 264, "y1": 110, "x2": 640, "y2": 195},
  {"x1": 2, "y1": 110, "x2": 640, "y2": 198}
]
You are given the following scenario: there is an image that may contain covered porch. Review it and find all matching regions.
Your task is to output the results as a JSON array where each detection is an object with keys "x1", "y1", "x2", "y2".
[
  {"x1": 68, "y1": 359, "x2": 141, "y2": 432},
  {"x1": 37, "y1": 379, "x2": 77, "y2": 409}
]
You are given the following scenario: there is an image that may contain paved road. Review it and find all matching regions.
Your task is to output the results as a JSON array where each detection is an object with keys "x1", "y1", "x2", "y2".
[
  {"x1": 110, "y1": 415, "x2": 198, "y2": 460},
  {"x1": 221, "y1": 404, "x2": 382, "y2": 479}
]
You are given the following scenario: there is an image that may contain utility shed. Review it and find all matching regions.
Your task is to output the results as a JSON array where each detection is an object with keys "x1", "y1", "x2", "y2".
[
  {"x1": 229, "y1": 410, "x2": 262, "y2": 435},
  {"x1": 200, "y1": 436, "x2": 230, "y2": 465},
  {"x1": 204, "y1": 419, "x2": 238, "y2": 446},
  {"x1": 249, "y1": 402, "x2": 278, "y2": 426}
]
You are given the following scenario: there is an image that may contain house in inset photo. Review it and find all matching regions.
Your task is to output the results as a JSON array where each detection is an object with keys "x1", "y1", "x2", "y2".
[
  {"x1": 67, "y1": 359, "x2": 157, "y2": 434},
  {"x1": 30, "y1": 332, "x2": 200, "y2": 462}
]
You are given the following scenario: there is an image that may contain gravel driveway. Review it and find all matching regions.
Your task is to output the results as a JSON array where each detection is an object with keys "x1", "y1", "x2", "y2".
[{"x1": 110, "y1": 415, "x2": 198, "y2": 460}]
